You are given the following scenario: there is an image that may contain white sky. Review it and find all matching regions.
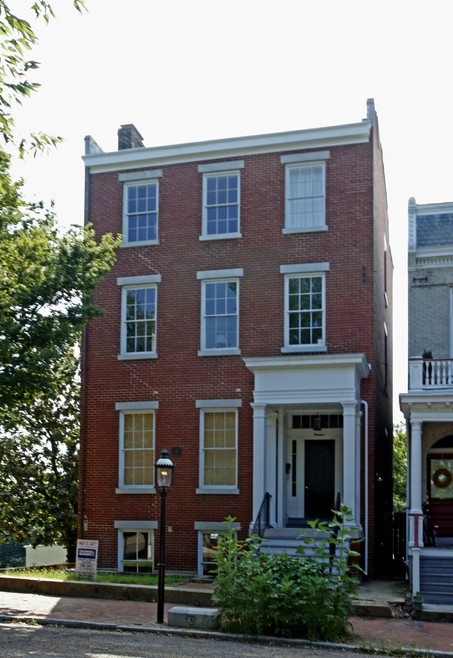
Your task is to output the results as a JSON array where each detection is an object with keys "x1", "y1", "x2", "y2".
[{"x1": 10, "y1": 0, "x2": 453, "y2": 423}]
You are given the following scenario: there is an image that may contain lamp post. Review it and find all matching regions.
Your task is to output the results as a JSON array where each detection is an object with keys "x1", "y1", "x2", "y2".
[{"x1": 154, "y1": 449, "x2": 174, "y2": 624}]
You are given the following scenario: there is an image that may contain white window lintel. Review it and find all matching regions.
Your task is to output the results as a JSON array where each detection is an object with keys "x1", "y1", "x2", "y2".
[
  {"x1": 197, "y1": 268, "x2": 244, "y2": 280},
  {"x1": 117, "y1": 274, "x2": 161, "y2": 286},
  {"x1": 119, "y1": 170, "x2": 163, "y2": 182},
  {"x1": 281, "y1": 151, "x2": 330, "y2": 164},
  {"x1": 196, "y1": 399, "x2": 242, "y2": 409},
  {"x1": 114, "y1": 520, "x2": 158, "y2": 529},
  {"x1": 115, "y1": 401, "x2": 159, "y2": 411},
  {"x1": 280, "y1": 262, "x2": 330, "y2": 275},
  {"x1": 198, "y1": 161, "x2": 244, "y2": 173}
]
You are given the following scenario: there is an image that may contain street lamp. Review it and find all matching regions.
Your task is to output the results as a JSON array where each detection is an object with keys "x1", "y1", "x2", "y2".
[{"x1": 154, "y1": 449, "x2": 174, "y2": 624}]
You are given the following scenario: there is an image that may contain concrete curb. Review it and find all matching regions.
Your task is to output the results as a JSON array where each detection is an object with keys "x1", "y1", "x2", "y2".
[
  {"x1": 0, "y1": 575, "x2": 212, "y2": 607},
  {"x1": 1, "y1": 614, "x2": 453, "y2": 658}
]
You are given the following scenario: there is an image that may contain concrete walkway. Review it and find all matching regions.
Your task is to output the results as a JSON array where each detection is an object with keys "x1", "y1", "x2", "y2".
[{"x1": 0, "y1": 580, "x2": 453, "y2": 655}]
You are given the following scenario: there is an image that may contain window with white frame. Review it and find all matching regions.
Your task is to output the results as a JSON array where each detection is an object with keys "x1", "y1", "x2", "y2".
[
  {"x1": 115, "y1": 522, "x2": 157, "y2": 573},
  {"x1": 281, "y1": 152, "x2": 329, "y2": 233},
  {"x1": 197, "y1": 269, "x2": 243, "y2": 355},
  {"x1": 281, "y1": 263, "x2": 329, "y2": 352},
  {"x1": 118, "y1": 275, "x2": 160, "y2": 359},
  {"x1": 194, "y1": 521, "x2": 240, "y2": 576},
  {"x1": 199, "y1": 162, "x2": 243, "y2": 239},
  {"x1": 117, "y1": 404, "x2": 156, "y2": 490},
  {"x1": 197, "y1": 402, "x2": 240, "y2": 492},
  {"x1": 123, "y1": 180, "x2": 159, "y2": 245}
]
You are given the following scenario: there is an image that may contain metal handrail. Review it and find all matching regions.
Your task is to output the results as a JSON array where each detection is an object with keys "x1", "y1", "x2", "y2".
[{"x1": 252, "y1": 492, "x2": 271, "y2": 538}]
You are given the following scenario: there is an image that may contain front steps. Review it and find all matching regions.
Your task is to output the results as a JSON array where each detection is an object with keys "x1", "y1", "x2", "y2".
[{"x1": 260, "y1": 527, "x2": 332, "y2": 558}]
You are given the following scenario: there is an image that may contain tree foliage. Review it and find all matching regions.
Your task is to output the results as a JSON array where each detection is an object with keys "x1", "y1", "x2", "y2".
[
  {"x1": 0, "y1": 0, "x2": 86, "y2": 155},
  {"x1": 0, "y1": 149, "x2": 119, "y2": 556},
  {"x1": 393, "y1": 423, "x2": 407, "y2": 512}
]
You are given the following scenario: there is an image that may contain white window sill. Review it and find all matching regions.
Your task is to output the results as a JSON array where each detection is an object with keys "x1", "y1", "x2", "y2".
[
  {"x1": 198, "y1": 349, "x2": 241, "y2": 357},
  {"x1": 115, "y1": 487, "x2": 156, "y2": 494},
  {"x1": 281, "y1": 345, "x2": 327, "y2": 354},
  {"x1": 282, "y1": 226, "x2": 327, "y2": 235},
  {"x1": 199, "y1": 233, "x2": 242, "y2": 241},
  {"x1": 120, "y1": 240, "x2": 159, "y2": 248},
  {"x1": 117, "y1": 352, "x2": 158, "y2": 361},
  {"x1": 196, "y1": 488, "x2": 239, "y2": 495}
]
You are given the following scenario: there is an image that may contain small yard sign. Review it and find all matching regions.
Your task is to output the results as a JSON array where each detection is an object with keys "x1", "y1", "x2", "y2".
[{"x1": 75, "y1": 539, "x2": 99, "y2": 580}]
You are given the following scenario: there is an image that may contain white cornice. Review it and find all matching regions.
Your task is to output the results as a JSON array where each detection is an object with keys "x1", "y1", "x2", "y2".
[{"x1": 83, "y1": 122, "x2": 371, "y2": 175}]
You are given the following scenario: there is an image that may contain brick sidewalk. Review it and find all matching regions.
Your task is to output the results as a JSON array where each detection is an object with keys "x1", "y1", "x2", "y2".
[{"x1": 1, "y1": 590, "x2": 453, "y2": 654}]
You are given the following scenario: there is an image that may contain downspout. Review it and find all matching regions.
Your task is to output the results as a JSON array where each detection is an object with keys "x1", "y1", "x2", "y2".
[
  {"x1": 79, "y1": 144, "x2": 92, "y2": 540},
  {"x1": 361, "y1": 399, "x2": 369, "y2": 575}
]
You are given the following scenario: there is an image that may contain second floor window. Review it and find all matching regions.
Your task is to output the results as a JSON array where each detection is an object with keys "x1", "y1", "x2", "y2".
[
  {"x1": 203, "y1": 172, "x2": 240, "y2": 237},
  {"x1": 122, "y1": 285, "x2": 157, "y2": 356},
  {"x1": 285, "y1": 163, "x2": 325, "y2": 231},
  {"x1": 202, "y1": 279, "x2": 238, "y2": 351},
  {"x1": 285, "y1": 273, "x2": 325, "y2": 349},
  {"x1": 124, "y1": 181, "x2": 158, "y2": 244}
]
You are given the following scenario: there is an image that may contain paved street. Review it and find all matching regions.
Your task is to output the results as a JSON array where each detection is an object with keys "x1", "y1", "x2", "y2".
[{"x1": 0, "y1": 623, "x2": 400, "y2": 658}]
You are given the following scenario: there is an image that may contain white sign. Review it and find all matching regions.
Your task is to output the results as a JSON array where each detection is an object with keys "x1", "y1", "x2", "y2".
[{"x1": 75, "y1": 539, "x2": 99, "y2": 580}]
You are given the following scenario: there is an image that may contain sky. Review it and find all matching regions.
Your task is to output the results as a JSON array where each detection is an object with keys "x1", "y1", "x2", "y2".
[{"x1": 9, "y1": 0, "x2": 453, "y2": 422}]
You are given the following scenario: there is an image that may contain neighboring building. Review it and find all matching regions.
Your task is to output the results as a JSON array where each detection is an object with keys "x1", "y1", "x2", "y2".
[
  {"x1": 80, "y1": 99, "x2": 393, "y2": 578},
  {"x1": 401, "y1": 198, "x2": 453, "y2": 603}
]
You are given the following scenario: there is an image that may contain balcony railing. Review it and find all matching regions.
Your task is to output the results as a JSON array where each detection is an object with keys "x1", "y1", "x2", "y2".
[{"x1": 409, "y1": 357, "x2": 453, "y2": 390}]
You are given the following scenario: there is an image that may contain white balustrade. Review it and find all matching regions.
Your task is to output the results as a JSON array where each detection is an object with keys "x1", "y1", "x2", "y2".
[{"x1": 409, "y1": 357, "x2": 453, "y2": 389}]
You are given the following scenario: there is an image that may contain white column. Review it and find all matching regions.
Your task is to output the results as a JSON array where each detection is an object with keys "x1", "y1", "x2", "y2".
[
  {"x1": 266, "y1": 410, "x2": 277, "y2": 526},
  {"x1": 409, "y1": 419, "x2": 423, "y2": 547},
  {"x1": 251, "y1": 403, "x2": 268, "y2": 520},
  {"x1": 342, "y1": 403, "x2": 358, "y2": 520}
]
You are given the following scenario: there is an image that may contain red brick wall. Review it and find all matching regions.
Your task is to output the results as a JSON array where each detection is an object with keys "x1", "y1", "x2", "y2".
[{"x1": 80, "y1": 139, "x2": 390, "y2": 574}]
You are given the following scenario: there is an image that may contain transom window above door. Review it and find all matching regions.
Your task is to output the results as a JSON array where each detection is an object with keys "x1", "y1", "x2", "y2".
[{"x1": 291, "y1": 414, "x2": 343, "y2": 430}]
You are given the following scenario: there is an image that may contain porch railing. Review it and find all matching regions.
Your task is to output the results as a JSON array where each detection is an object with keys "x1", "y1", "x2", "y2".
[
  {"x1": 409, "y1": 357, "x2": 453, "y2": 390},
  {"x1": 252, "y1": 492, "x2": 271, "y2": 538}
]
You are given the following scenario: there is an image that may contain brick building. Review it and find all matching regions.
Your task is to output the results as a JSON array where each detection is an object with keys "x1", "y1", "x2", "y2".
[{"x1": 80, "y1": 99, "x2": 393, "y2": 578}]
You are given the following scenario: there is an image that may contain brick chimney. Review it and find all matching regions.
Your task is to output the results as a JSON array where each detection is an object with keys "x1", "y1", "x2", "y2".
[{"x1": 117, "y1": 124, "x2": 144, "y2": 150}]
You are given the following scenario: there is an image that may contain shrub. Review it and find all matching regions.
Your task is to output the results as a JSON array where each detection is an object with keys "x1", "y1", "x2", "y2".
[{"x1": 212, "y1": 507, "x2": 361, "y2": 641}]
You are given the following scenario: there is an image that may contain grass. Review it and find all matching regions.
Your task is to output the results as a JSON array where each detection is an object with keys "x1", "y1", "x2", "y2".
[{"x1": 1, "y1": 567, "x2": 187, "y2": 586}]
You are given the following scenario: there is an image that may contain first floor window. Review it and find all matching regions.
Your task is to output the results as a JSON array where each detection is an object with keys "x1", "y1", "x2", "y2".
[
  {"x1": 120, "y1": 411, "x2": 155, "y2": 488},
  {"x1": 286, "y1": 273, "x2": 325, "y2": 348},
  {"x1": 121, "y1": 530, "x2": 153, "y2": 573},
  {"x1": 200, "y1": 409, "x2": 237, "y2": 488}
]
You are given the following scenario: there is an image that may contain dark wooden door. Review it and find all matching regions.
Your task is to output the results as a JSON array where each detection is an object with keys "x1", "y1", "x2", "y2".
[{"x1": 304, "y1": 439, "x2": 335, "y2": 519}]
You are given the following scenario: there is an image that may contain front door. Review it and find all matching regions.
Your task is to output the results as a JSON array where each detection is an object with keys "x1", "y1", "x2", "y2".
[
  {"x1": 428, "y1": 453, "x2": 453, "y2": 537},
  {"x1": 305, "y1": 439, "x2": 335, "y2": 519},
  {"x1": 286, "y1": 431, "x2": 338, "y2": 522}
]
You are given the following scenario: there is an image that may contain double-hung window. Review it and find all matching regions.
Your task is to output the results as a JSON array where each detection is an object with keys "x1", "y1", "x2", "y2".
[
  {"x1": 119, "y1": 170, "x2": 162, "y2": 246},
  {"x1": 199, "y1": 161, "x2": 244, "y2": 239},
  {"x1": 196, "y1": 400, "x2": 241, "y2": 493},
  {"x1": 281, "y1": 152, "x2": 329, "y2": 233},
  {"x1": 280, "y1": 263, "x2": 329, "y2": 353},
  {"x1": 117, "y1": 275, "x2": 160, "y2": 359},
  {"x1": 116, "y1": 402, "x2": 158, "y2": 491},
  {"x1": 197, "y1": 269, "x2": 243, "y2": 355}
]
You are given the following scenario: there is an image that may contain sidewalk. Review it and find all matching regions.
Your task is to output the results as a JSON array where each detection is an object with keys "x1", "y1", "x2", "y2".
[{"x1": 0, "y1": 583, "x2": 453, "y2": 655}]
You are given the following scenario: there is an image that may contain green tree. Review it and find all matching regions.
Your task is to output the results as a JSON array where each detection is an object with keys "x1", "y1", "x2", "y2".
[
  {"x1": 0, "y1": 0, "x2": 86, "y2": 155},
  {"x1": 393, "y1": 423, "x2": 407, "y2": 512},
  {"x1": 0, "y1": 149, "x2": 119, "y2": 557}
]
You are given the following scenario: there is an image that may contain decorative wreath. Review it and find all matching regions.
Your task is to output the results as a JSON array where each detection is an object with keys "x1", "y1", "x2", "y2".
[{"x1": 432, "y1": 467, "x2": 453, "y2": 489}]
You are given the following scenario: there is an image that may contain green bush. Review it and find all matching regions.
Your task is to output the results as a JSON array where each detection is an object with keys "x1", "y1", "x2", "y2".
[{"x1": 212, "y1": 507, "x2": 361, "y2": 641}]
